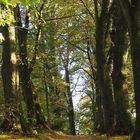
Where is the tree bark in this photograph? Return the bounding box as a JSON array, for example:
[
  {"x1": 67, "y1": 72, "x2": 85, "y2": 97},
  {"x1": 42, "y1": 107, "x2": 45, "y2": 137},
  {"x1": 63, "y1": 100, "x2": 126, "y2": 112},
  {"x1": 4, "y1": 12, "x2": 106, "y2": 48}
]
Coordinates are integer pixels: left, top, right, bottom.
[
  {"x1": 111, "y1": 1, "x2": 133, "y2": 135},
  {"x1": 65, "y1": 66, "x2": 76, "y2": 135},
  {"x1": 118, "y1": 0, "x2": 140, "y2": 139},
  {"x1": 86, "y1": 44, "x2": 104, "y2": 133},
  {"x1": 94, "y1": 1, "x2": 115, "y2": 134},
  {"x1": 130, "y1": 1, "x2": 140, "y2": 139},
  {"x1": 94, "y1": 79, "x2": 104, "y2": 133},
  {"x1": 0, "y1": 24, "x2": 19, "y2": 131},
  {"x1": 14, "y1": 6, "x2": 46, "y2": 128},
  {"x1": 1, "y1": 25, "x2": 13, "y2": 100},
  {"x1": 15, "y1": 8, "x2": 35, "y2": 124}
]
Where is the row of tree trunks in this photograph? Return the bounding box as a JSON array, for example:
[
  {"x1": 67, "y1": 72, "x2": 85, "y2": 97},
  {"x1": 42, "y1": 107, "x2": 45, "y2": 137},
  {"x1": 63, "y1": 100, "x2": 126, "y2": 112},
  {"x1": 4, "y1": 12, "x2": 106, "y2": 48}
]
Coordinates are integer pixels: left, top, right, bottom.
[{"x1": 93, "y1": 0, "x2": 133, "y2": 135}]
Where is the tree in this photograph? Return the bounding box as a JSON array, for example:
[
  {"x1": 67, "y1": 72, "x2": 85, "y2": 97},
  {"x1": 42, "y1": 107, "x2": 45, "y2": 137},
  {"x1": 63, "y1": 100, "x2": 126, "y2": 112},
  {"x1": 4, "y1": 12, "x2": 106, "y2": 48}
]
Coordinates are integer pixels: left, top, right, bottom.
[
  {"x1": 111, "y1": 1, "x2": 133, "y2": 134},
  {"x1": 118, "y1": 0, "x2": 140, "y2": 139},
  {"x1": 93, "y1": 0, "x2": 115, "y2": 134},
  {"x1": 0, "y1": 2, "x2": 20, "y2": 131},
  {"x1": 64, "y1": 47, "x2": 76, "y2": 135},
  {"x1": 14, "y1": 3, "x2": 46, "y2": 130},
  {"x1": 40, "y1": 1, "x2": 66, "y2": 130}
]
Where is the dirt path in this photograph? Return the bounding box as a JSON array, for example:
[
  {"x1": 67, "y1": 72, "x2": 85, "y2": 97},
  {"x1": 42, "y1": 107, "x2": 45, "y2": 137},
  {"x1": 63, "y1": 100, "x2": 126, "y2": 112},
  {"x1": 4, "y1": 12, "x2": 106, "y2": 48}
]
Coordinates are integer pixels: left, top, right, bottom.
[
  {"x1": 51, "y1": 135, "x2": 106, "y2": 140},
  {"x1": 38, "y1": 134, "x2": 104, "y2": 140},
  {"x1": 0, "y1": 133, "x2": 130, "y2": 140},
  {"x1": 38, "y1": 133, "x2": 130, "y2": 140},
  {"x1": 0, "y1": 133, "x2": 38, "y2": 140}
]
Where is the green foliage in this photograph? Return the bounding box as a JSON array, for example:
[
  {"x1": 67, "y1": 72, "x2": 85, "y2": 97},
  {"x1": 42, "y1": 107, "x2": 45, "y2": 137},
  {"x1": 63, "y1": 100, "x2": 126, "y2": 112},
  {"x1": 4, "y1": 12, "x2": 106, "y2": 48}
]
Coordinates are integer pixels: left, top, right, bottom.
[
  {"x1": 0, "y1": 0, "x2": 37, "y2": 6},
  {"x1": 0, "y1": 6, "x2": 15, "y2": 26}
]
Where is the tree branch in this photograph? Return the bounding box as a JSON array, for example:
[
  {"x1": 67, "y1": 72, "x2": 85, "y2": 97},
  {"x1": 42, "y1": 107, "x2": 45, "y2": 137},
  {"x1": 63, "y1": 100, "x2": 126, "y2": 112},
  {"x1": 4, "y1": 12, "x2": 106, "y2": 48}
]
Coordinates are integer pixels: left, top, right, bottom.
[
  {"x1": 93, "y1": 0, "x2": 99, "y2": 22},
  {"x1": 79, "y1": 0, "x2": 95, "y2": 20},
  {"x1": 29, "y1": 1, "x2": 46, "y2": 70},
  {"x1": 45, "y1": 12, "x2": 86, "y2": 22}
]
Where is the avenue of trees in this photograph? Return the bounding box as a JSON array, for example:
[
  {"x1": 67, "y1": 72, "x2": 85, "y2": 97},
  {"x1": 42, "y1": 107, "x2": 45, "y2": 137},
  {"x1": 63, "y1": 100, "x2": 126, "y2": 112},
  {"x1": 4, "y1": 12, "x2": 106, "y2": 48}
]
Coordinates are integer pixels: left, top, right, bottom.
[{"x1": 0, "y1": 0, "x2": 140, "y2": 140}]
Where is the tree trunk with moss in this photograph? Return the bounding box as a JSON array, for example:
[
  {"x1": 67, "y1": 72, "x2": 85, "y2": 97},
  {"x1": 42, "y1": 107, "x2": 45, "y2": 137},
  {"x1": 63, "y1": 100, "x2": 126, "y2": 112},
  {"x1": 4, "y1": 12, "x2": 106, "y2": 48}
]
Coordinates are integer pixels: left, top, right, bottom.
[
  {"x1": 130, "y1": 1, "x2": 140, "y2": 139},
  {"x1": 94, "y1": 0, "x2": 115, "y2": 134},
  {"x1": 15, "y1": 6, "x2": 46, "y2": 129},
  {"x1": 118, "y1": 0, "x2": 140, "y2": 139},
  {"x1": 0, "y1": 24, "x2": 19, "y2": 131},
  {"x1": 111, "y1": 1, "x2": 133, "y2": 135},
  {"x1": 15, "y1": 8, "x2": 35, "y2": 125},
  {"x1": 94, "y1": 79, "x2": 104, "y2": 133}
]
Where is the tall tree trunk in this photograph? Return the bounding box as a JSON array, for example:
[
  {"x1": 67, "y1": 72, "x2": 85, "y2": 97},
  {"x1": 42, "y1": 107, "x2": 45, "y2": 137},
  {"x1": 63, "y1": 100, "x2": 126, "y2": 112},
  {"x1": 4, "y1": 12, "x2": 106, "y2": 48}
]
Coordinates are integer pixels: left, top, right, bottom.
[
  {"x1": 94, "y1": 79, "x2": 104, "y2": 133},
  {"x1": 111, "y1": 1, "x2": 133, "y2": 135},
  {"x1": 118, "y1": 0, "x2": 140, "y2": 139},
  {"x1": 95, "y1": 1, "x2": 115, "y2": 134},
  {"x1": 1, "y1": 25, "x2": 18, "y2": 104},
  {"x1": 0, "y1": 24, "x2": 19, "y2": 131},
  {"x1": 86, "y1": 45, "x2": 104, "y2": 132},
  {"x1": 65, "y1": 66, "x2": 76, "y2": 135},
  {"x1": 15, "y1": 6, "x2": 46, "y2": 128},
  {"x1": 43, "y1": 61, "x2": 51, "y2": 126},
  {"x1": 130, "y1": 1, "x2": 140, "y2": 139},
  {"x1": 15, "y1": 8, "x2": 35, "y2": 124}
]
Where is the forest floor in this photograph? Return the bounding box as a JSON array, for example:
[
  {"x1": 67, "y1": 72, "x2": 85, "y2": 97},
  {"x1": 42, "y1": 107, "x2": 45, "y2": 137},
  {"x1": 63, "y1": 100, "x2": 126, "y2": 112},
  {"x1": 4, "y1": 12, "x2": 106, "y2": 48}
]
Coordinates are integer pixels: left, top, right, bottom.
[{"x1": 0, "y1": 133, "x2": 130, "y2": 140}]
